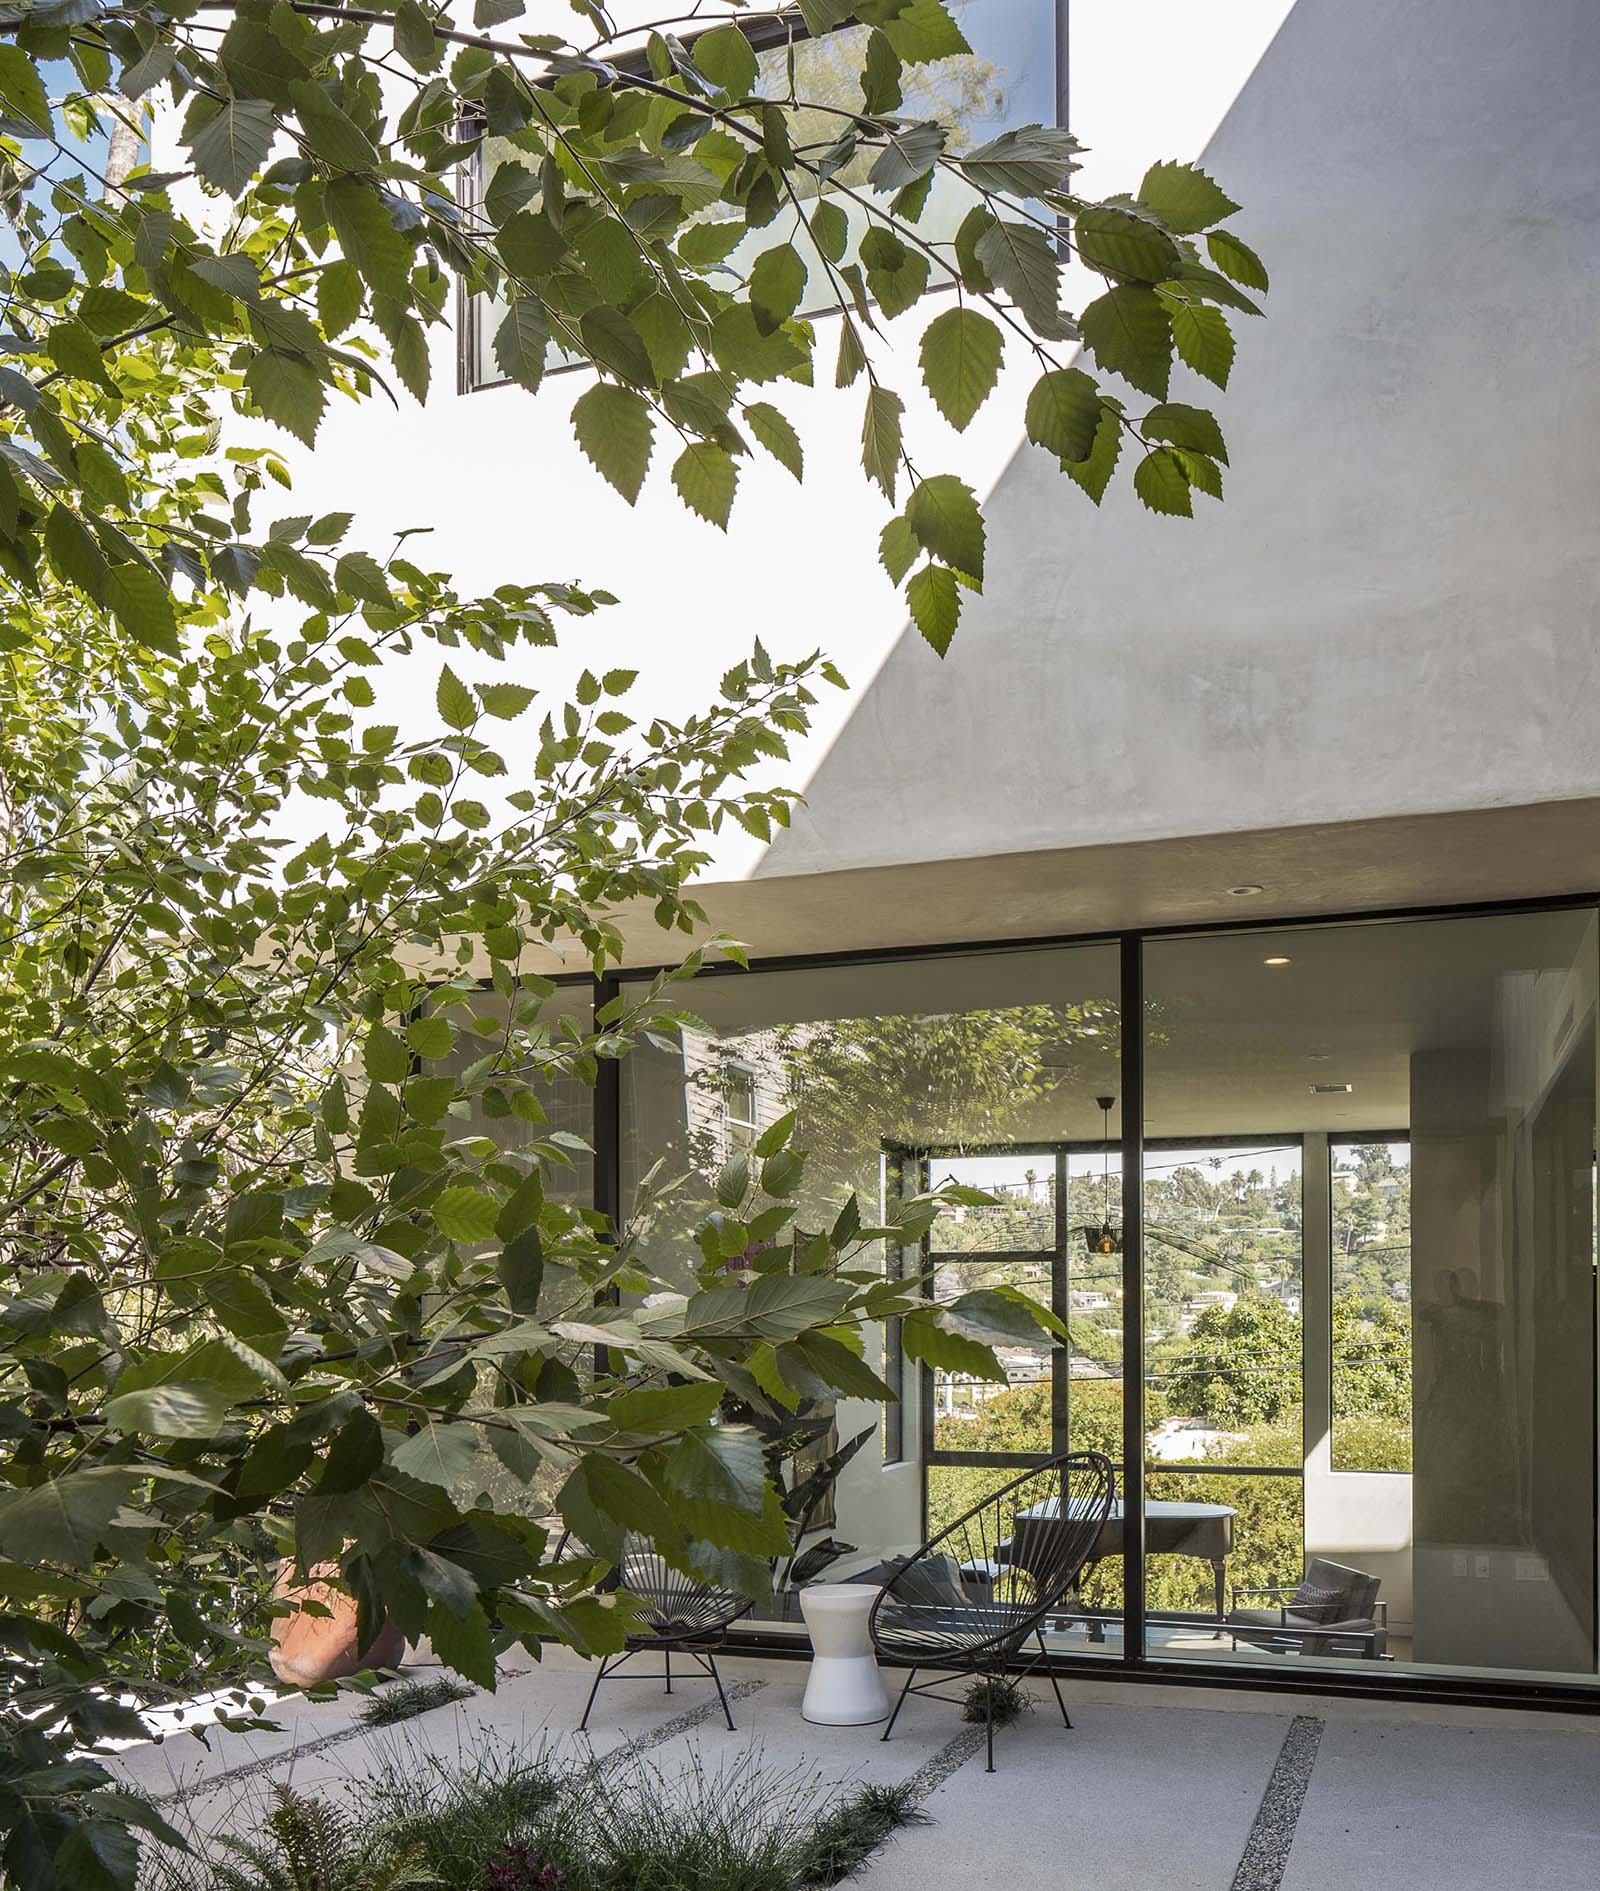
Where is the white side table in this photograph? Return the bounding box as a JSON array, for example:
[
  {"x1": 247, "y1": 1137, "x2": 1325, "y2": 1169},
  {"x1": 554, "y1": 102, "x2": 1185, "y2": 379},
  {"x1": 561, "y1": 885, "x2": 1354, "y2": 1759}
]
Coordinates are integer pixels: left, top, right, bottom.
[{"x1": 798, "y1": 1583, "x2": 890, "y2": 1725}]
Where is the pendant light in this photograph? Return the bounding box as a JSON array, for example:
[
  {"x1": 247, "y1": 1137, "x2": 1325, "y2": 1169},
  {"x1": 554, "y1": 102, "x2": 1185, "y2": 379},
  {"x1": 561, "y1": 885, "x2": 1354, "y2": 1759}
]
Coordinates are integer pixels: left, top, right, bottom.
[{"x1": 1081, "y1": 1094, "x2": 1122, "y2": 1256}]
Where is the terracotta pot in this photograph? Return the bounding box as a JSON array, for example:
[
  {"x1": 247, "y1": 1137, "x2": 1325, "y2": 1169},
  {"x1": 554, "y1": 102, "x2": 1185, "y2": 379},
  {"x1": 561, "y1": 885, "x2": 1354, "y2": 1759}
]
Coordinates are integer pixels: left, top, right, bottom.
[{"x1": 268, "y1": 1560, "x2": 406, "y2": 1687}]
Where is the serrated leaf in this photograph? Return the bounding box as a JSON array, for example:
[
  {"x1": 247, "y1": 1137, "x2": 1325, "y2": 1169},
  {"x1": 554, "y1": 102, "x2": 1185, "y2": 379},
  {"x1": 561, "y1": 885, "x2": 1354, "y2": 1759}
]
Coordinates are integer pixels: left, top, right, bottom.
[
  {"x1": 973, "y1": 218, "x2": 1061, "y2": 333},
  {"x1": 364, "y1": 1021, "x2": 410, "y2": 1083},
  {"x1": 1064, "y1": 399, "x2": 1124, "y2": 502},
  {"x1": 1074, "y1": 206, "x2": 1181, "y2": 283},
  {"x1": 671, "y1": 441, "x2": 738, "y2": 528},
  {"x1": 859, "y1": 226, "x2": 930, "y2": 319},
  {"x1": 186, "y1": 95, "x2": 275, "y2": 196},
  {"x1": 1141, "y1": 402, "x2": 1228, "y2": 465},
  {"x1": 107, "y1": 563, "x2": 180, "y2": 657},
  {"x1": 810, "y1": 198, "x2": 848, "y2": 264},
  {"x1": 879, "y1": 514, "x2": 917, "y2": 584},
  {"x1": 436, "y1": 663, "x2": 476, "y2": 731},
  {"x1": 749, "y1": 243, "x2": 805, "y2": 335},
  {"x1": 745, "y1": 401, "x2": 802, "y2": 480},
  {"x1": 906, "y1": 473, "x2": 983, "y2": 582},
  {"x1": 958, "y1": 124, "x2": 1080, "y2": 196},
  {"x1": 493, "y1": 295, "x2": 550, "y2": 391},
  {"x1": 393, "y1": 1421, "x2": 481, "y2": 1489},
  {"x1": 1078, "y1": 285, "x2": 1171, "y2": 399},
  {"x1": 579, "y1": 306, "x2": 655, "y2": 387},
  {"x1": 918, "y1": 306, "x2": 1002, "y2": 431},
  {"x1": 478, "y1": 680, "x2": 536, "y2": 719},
  {"x1": 1137, "y1": 160, "x2": 1241, "y2": 235},
  {"x1": 1207, "y1": 228, "x2": 1269, "y2": 292},
  {"x1": 105, "y1": 1381, "x2": 229, "y2": 1440},
  {"x1": 317, "y1": 259, "x2": 364, "y2": 337},
  {"x1": 868, "y1": 122, "x2": 946, "y2": 196},
  {"x1": 244, "y1": 347, "x2": 327, "y2": 447},
  {"x1": 906, "y1": 562, "x2": 960, "y2": 655},
  {"x1": 572, "y1": 383, "x2": 654, "y2": 503},
  {"x1": 406, "y1": 1015, "x2": 454, "y2": 1059},
  {"x1": 1133, "y1": 446, "x2": 1193, "y2": 517},
  {"x1": 0, "y1": 46, "x2": 53, "y2": 137},
  {"x1": 860, "y1": 385, "x2": 904, "y2": 501},
  {"x1": 1165, "y1": 305, "x2": 1232, "y2": 393},
  {"x1": 880, "y1": 0, "x2": 971, "y2": 66},
  {"x1": 433, "y1": 1186, "x2": 500, "y2": 1243},
  {"x1": 1024, "y1": 367, "x2": 1101, "y2": 461},
  {"x1": 694, "y1": 23, "x2": 758, "y2": 96}
]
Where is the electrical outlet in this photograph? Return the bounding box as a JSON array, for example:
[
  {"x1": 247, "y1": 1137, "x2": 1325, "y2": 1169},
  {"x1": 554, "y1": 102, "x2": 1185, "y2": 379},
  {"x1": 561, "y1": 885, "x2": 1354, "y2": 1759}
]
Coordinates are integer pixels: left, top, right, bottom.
[
  {"x1": 1474, "y1": 1553, "x2": 1492, "y2": 1579},
  {"x1": 1452, "y1": 1552, "x2": 1469, "y2": 1578},
  {"x1": 1516, "y1": 1555, "x2": 1549, "y2": 1582}
]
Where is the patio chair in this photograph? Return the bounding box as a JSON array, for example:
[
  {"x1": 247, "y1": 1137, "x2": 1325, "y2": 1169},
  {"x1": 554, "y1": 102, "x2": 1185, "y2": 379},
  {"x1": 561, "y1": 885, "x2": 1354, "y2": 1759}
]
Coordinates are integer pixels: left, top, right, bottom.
[
  {"x1": 576, "y1": 1535, "x2": 753, "y2": 1732},
  {"x1": 1227, "y1": 1556, "x2": 1388, "y2": 1659},
  {"x1": 868, "y1": 1451, "x2": 1115, "y2": 1772}
]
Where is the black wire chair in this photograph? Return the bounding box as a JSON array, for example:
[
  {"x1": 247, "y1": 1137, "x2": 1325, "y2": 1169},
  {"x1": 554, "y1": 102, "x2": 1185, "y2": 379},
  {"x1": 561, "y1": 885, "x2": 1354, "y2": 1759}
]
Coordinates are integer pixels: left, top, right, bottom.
[
  {"x1": 868, "y1": 1450, "x2": 1115, "y2": 1771},
  {"x1": 576, "y1": 1535, "x2": 754, "y2": 1733}
]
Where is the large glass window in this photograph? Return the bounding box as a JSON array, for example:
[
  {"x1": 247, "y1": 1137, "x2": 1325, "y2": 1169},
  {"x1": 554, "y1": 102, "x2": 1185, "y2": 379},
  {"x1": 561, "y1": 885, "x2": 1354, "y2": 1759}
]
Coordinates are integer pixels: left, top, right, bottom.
[
  {"x1": 1145, "y1": 909, "x2": 1598, "y2": 1683},
  {"x1": 619, "y1": 943, "x2": 1119, "y2": 1636}
]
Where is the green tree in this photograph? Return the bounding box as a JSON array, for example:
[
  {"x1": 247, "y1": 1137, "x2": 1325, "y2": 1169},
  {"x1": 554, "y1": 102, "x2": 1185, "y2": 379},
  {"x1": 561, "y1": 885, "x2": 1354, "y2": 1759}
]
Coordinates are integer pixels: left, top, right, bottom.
[{"x1": 1159, "y1": 1294, "x2": 1302, "y2": 1428}]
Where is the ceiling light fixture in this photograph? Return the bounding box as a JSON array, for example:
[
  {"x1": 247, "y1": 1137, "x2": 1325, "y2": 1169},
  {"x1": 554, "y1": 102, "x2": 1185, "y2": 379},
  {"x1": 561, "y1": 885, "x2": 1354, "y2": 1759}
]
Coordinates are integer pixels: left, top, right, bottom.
[
  {"x1": 1079, "y1": 1095, "x2": 1122, "y2": 1256},
  {"x1": 1310, "y1": 1082, "x2": 1354, "y2": 1094},
  {"x1": 1228, "y1": 884, "x2": 1264, "y2": 897},
  {"x1": 1263, "y1": 955, "x2": 1292, "y2": 966}
]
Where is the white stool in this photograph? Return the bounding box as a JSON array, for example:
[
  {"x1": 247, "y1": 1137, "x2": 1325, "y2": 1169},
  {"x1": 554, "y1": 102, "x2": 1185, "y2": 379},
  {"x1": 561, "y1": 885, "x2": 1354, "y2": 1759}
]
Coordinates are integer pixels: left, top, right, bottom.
[{"x1": 798, "y1": 1583, "x2": 890, "y2": 1725}]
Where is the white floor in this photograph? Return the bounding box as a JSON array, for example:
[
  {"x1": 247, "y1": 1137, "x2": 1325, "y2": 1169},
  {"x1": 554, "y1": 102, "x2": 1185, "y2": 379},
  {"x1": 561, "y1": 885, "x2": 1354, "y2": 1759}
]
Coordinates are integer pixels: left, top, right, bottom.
[{"x1": 112, "y1": 1646, "x2": 1600, "y2": 1889}]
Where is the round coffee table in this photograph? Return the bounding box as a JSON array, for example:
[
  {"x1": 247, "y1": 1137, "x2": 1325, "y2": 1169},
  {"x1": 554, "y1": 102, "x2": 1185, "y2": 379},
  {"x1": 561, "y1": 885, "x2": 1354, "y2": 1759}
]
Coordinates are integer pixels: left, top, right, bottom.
[{"x1": 798, "y1": 1583, "x2": 890, "y2": 1725}]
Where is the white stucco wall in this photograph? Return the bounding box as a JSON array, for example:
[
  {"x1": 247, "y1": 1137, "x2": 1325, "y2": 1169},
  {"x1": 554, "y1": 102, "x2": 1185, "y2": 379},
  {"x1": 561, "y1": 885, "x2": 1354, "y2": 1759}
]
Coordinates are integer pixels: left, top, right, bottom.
[{"x1": 760, "y1": 0, "x2": 1600, "y2": 878}]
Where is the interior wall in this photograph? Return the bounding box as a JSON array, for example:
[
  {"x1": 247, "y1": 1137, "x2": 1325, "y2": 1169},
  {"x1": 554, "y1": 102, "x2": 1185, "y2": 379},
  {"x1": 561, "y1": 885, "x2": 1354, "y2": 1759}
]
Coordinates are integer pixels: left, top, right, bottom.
[{"x1": 1410, "y1": 967, "x2": 1599, "y2": 1675}]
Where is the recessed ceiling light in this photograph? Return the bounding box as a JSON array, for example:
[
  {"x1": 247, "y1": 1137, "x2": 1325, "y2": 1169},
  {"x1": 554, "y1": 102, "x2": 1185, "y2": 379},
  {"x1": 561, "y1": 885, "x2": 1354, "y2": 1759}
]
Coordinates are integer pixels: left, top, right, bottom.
[
  {"x1": 1310, "y1": 1082, "x2": 1354, "y2": 1094},
  {"x1": 1229, "y1": 884, "x2": 1264, "y2": 897},
  {"x1": 1263, "y1": 955, "x2": 1291, "y2": 966},
  {"x1": 1308, "y1": 1052, "x2": 1332, "y2": 1061}
]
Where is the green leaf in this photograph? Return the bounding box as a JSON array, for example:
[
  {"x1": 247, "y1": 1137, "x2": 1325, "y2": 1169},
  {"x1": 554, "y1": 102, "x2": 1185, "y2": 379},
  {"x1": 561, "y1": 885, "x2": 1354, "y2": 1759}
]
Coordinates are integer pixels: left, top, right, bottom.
[
  {"x1": 107, "y1": 563, "x2": 180, "y2": 657},
  {"x1": 0, "y1": 1469, "x2": 140, "y2": 1569},
  {"x1": 186, "y1": 95, "x2": 275, "y2": 196},
  {"x1": 693, "y1": 23, "x2": 758, "y2": 96},
  {"x1": 1064, "y1": 398, "x2": 1124, "y2": 501},
  {"x1": 906, "y1": 473, "x2": 984, "y2": 581},
  {"x1": 918, "y1": 307, "x2": 1002, "y2": 431},
  {"x1": 433, "y1": 1186, "x2": 500, "y2": 1242},
  {"x1": 1024, "y1": 367, "x2": 1101, "y2": 462},
  {"x1": 1207, "y1": 228, "x2": 1270, "y2": 292},
  {"x1": 364, "y1": 1022, "x2": 410, "y2": 1084},
  {"x1": 572, "y1": 383, "x2": 654, "y2": 503},
  {"x1": 427, "y1": 1597, "x2": 496, "y2": 1686},
  {"x1": 1079, "y1": 285, "x2": 1171, "y2": 399},
  {"x1": 901, "y1": 1308, "x2": 1003, "y2": 1378},
  {"x1": 290, "y1": 80, "x2": 380, "y2": 172},
  {"x1": 497, "y1": 1226, "x2": 543, "y2": 1313},
  {"x1": 393, "y1": 1421, "x2": 481, "y2": 1489},
  {"x1": 859, "y1": 227, "x2": 930, "y2": 319},
  {"x1": 879, "y1": 514, "x2": 918, "y2": 584},
  {"x1": 436, "y1": 663, "x2": 476, "y2": 730},
  {"x1": 492, "y1": 296, "x2": 550, "y2": 391},
  {"x1": 104, "y1": 1381, "x2": 230, "y2": 1440},
  {"x1": 607, "y1": 1382, "x2": 723, "y2": 1433},
  {"x1": 1137, "y1": 160, "x2": 1241, "y2": 235},
  {"x1": 906, "y1": 563, "x2": 960, "y2": 655},
  {"x1": 810, "y1": 199, "x2": 848, "y2": 264},
  {"x1": 244, "y1": 348, "x2": 327, "y2": 447},
  {"x1": 405, "y1": 1015, "x2": 454, "y2": 1059},
  {"x1": 958, "y1": 124, "x2": 1079, "y2": 196},
  {"x1": 671, "y1": 442, "x2": 738, "y2": 528},
  {"x1": 478, "y1": 680, "x2": 536, "y2": 719},
  {"x1": 744, "y1": 401, "x2": 803, "y2": 480},
  {"x1": 1073, "y1": 206, "x2": 1182, "y2": 283},
  {"x1": 868, "y1": 123, "x2": 946, "y2": 196},
  {"x1": 1169, "y1": 302, "x2": 1235, "y2": 389},
  {"x1": 860, "y1": 385, "x2": 904, "y2": 502},
  {"x1": 973, "y1": 219, "x2": 1062, "y2": 334},
  {"x1": 579, "y1": 307, "x2": 655, "y2": 387},
  {"x1": 880, "y1": 0, "x2": 971, "y2": 66},
  {"x1": 862, "y1": 29, "x2": 903, "y2": 114},
  {"x1": 1141, "y1": 402, "x2": 1228, "y2": 465},
  {"x1": 1133, "y1": 446, "x2": 1194, "y2": 517},
  {"x1": 749, "y1": 243, "x2": 806, "y2": 335},
  {"x1": 0, "y1": 46, "x2": 53, "y2": 137}
]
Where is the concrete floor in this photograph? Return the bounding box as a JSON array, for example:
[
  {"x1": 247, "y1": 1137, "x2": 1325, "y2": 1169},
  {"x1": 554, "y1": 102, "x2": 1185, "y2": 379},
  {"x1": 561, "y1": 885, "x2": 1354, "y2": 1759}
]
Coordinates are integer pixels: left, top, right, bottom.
[{"x1": 112, "y1": 1647, "x2": 1600, "y2": 1889}]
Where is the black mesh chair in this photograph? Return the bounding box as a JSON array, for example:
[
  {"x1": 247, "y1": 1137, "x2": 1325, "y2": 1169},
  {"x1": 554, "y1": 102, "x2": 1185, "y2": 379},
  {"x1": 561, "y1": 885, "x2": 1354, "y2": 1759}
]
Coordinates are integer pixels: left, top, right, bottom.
[
  {"x1": 868, "y1": 1451, "x2": 1115, "y2": 1771},
  {"x1": 577, "y1": 1535, "x2": 753, "y2": 1732}
]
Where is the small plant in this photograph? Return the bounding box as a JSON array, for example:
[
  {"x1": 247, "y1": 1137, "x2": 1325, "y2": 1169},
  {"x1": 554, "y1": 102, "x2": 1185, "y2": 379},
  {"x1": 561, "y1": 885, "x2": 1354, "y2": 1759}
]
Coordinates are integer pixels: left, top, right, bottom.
[
  {"x1": 789, "y1": 1782, "x2": 926, "y2": 1887},
  {"x1": 360, "y1": 1676, "x2": 476, "y2": 1728},
  {"x1": 960, "y1": 1675, "x2": 1036, "y2": 1728},
  {"x1": 484, "y1": 1842, "x2": 564, "y2": 1891}
]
